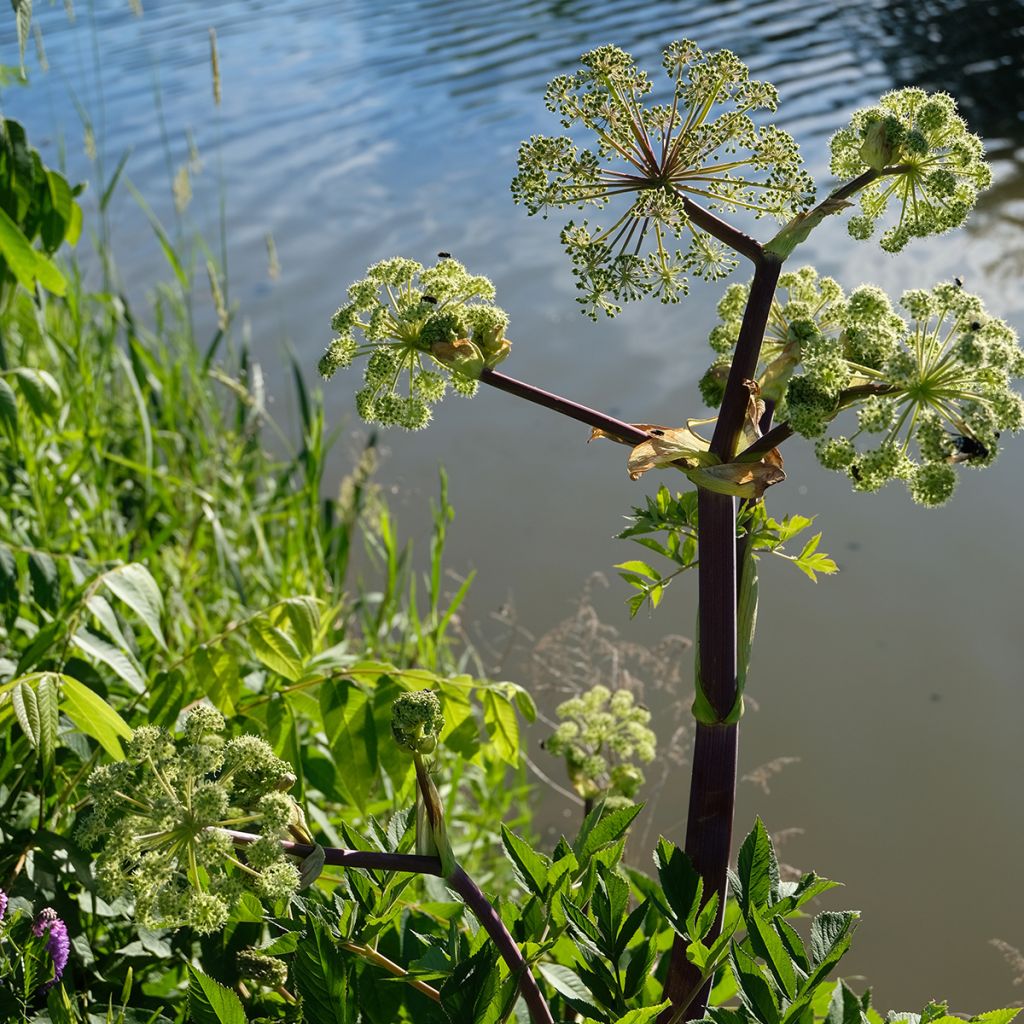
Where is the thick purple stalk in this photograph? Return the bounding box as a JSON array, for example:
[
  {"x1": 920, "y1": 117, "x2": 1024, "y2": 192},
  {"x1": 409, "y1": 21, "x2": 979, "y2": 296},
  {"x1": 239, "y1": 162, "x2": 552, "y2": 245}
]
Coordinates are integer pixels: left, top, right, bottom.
[
  {"x1": 660, "y1": 256, "x2": 782, "y2": 1021},
  {"x1": 224, "y1": 831, "x2": 555, "y2": 1024}
]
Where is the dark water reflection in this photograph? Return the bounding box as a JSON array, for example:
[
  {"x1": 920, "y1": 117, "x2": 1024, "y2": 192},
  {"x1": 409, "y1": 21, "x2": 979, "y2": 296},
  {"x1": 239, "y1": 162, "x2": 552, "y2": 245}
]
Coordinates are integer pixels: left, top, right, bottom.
[{"x1": 4, "y1": 0, "x2": 1024, "y2": 1009}]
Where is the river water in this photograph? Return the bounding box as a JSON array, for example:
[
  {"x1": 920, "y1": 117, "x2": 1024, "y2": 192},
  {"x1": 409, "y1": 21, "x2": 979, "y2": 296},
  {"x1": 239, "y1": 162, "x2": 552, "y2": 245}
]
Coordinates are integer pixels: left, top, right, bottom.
[{"x1": 4, "y1": 0, "x2": 1024, "y2": 1010}]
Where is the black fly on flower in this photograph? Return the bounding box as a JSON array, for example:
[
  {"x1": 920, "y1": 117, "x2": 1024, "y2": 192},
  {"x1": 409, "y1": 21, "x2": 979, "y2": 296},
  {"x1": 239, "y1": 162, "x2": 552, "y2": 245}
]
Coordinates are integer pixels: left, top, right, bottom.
[{"x1": 511, "y1": 41, "x2": 815, "y2": 317}]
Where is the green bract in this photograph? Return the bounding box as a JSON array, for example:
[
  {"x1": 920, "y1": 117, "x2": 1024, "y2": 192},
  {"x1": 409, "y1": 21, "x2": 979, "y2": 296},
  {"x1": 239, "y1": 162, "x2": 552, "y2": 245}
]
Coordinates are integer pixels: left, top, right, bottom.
[
  {"x1": 80, "y1": 708, "x2": 300, "y2": 934},
  {"x1": 830, "y1": 88, "x2": 992, "y2": 252},
  {"x1": 545, "y1": 684, "x2": 656, "y2": 806},
  {"x1": 391, "y1": 689, "x2": 445, "y2": 754},
  {"x1": 704, "y1": 270, "x2": 1024, "y2": 506},
  {"x1": 319, "y1": 255, "x2": 511, "y2": 429},
  {"x1": 512, "y1": 41, "x2": 814, "y2": 318}
]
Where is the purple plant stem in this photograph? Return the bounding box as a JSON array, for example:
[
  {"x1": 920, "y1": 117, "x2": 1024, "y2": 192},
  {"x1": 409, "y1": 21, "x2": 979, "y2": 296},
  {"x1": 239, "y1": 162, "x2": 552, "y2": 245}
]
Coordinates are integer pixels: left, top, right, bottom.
[
  {"x1": 660, "y1": 255, "x2": 782, "y2": 1021},
  {"x1": 479, "y1": 367, "x2": 650, "y2": 446},
  {"x1": 223, "y1": 830, "x2": 555, "y2": 1024}
]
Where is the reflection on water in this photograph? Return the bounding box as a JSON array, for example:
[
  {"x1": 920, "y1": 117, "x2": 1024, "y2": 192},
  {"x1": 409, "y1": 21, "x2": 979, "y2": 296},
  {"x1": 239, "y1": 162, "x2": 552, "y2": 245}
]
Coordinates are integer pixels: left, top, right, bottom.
[{"x1": 5, "y1": 0, "x2": 1024, "y2": 1009}]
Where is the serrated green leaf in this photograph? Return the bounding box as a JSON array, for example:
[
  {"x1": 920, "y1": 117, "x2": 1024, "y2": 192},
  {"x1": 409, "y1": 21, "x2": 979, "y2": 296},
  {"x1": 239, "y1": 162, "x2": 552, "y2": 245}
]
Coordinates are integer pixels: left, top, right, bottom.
[
  {"x1": 575, "y1": 802, "x2": 643, "y2": 862},
  {"x1": 748, "y1": 904, "x2": 797, "y2": 999},
  {"x1": 826, "y1": 981, "x2": 868, "y2": 1024},
  {"x1": 187, "y1": 967, "x2": 247, "y2": 1024},
  {"x1": 810, "y1": 912, "x2": 856, "y2": 967},
  {"x1": 102, "y1": 562, "x2": 166, "y2": 650},
  {"x1": 655, "y1": 836, "x2": 703, "y2": 932},
  {"x1": 320, "y1": 679, "x2": 376, "y2": 812},
  {"x1": 732, "y1": 942, "x2": 781, "y2": 1024},
  {"x1": 970, "y1": 1012, "x2": 1021, "y2": 1024},
  {"x1": 439, "y1": 945, "x2": 500, "y2": 1022},
  {"x1": 737, "y1": 818, "x2": 780, "y2": 915},
  {"x1": 57, "y1": 673, "x2": 131, "y2": 758},
  {"x1": 614, "y1": 560, "x2": 659, "y2": 580},
  {"x1": 293, "y1": 920, "x2": 352, "y2": 1024},
  {"x1": 611, "y1": 1004, "x2": 672, "y2": 1024},
  {"x1": 501, "y1": 824, "x2": 550, "y2": 899},
  {"x1": 537, "y1": 962, "x2": 596, "y2": 1006}
]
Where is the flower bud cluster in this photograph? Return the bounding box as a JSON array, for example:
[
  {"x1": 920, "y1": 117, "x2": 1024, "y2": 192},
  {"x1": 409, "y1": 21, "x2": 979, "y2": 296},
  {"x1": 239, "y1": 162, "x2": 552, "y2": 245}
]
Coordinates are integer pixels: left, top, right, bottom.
[
  {"x1": 391, "y1": 690, "x2": 445, "y2": 755},
  {"x1": 319, "y1": 256, "x2": 511, "y2": 429},
  {"x1": 81, "y1": 706, "x2": 301, "y2": 934},
  {"x1": 512, "y1": 41, "x2": 813, "y2": 318},
  {"x1": 829, "y1": 88, "x2": 991, "y2": 252},
  {"x1": 706, "y1": 272, "x2": 1023, "y2": 506},
  {"x1": 545, "y1": 685, "x2": 656, "y2": 808}
]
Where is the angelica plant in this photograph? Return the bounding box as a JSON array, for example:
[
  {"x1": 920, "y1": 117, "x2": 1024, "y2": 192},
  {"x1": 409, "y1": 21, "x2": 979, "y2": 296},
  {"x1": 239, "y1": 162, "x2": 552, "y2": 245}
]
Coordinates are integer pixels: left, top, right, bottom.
[{"x1": 79, "y1": 706, "x2": 304, "y2": 934}]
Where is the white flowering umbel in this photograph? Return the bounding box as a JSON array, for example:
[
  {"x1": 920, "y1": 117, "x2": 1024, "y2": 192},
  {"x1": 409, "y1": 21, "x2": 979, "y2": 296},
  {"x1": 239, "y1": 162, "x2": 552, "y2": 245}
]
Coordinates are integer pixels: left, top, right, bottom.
[
  {"x1": 512, "y1": 41, "x2": 814, "y2": 318},
  {"x1": 80, "y1": 707, "x2": 301, "y2": 934},
  {"x1": 545, "y1": 685, "x2": 656, "y2": 809},
  {"x1": 703, "y1": 271, "x2": 1024, "y2": 506},
  {"x1": 319, "y1": 256, "x2": 511, "y2": 429},
  {"x1": 830, "y1": 88, "x2": 992, "y2": 252}
]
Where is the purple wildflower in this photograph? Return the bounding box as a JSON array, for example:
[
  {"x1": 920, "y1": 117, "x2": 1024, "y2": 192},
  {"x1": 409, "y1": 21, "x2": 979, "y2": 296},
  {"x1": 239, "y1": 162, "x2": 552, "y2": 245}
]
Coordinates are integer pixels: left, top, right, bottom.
[
  {"x1": 0, "y1": 888, "x2": 7, "y2": 921},
  {"x1": 31, "y1": 908, "x2": 69, "y2": 992}
]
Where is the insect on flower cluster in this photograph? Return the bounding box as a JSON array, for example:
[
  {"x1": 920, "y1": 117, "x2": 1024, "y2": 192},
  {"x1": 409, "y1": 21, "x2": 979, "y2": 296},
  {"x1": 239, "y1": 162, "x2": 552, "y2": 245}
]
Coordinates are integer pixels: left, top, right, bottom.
[
  {"x1": 703, "y1": 268, "x2": 1024, "y2": 506},
  {"x1": 318, "y1": 255, "x2": 511, "y2": 429}
]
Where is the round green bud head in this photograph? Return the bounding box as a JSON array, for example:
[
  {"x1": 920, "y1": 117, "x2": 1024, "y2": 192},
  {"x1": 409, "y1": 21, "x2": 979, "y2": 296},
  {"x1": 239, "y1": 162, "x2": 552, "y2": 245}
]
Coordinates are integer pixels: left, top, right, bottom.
[
  {"x1": 391, "y1": 690, "x2": 444, "y2": 754},
  {"x1": 238, "y1": 948, "x2": 288, "y2": 989},
  {"x1": 909, "y1": 462, "x2": 957, "y2": 507},
  {"x1": 815, "y1": 435, "x2": 857, "y2": 470}
]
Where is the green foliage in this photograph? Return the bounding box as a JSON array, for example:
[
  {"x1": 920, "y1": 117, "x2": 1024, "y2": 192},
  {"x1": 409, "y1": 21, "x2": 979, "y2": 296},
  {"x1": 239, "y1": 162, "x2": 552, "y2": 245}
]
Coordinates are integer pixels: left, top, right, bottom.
[{"x1": 0, "y1": 117, "x2": 83, "y2": 301}]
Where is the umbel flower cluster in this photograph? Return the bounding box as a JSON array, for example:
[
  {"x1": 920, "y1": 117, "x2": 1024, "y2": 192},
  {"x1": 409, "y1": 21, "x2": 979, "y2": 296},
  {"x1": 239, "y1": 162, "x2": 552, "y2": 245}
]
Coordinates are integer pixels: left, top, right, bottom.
[
  {"x1": 318, "y1": 255, "x2": 511, "y2": 430},
  {"x1": 830, "y1": 87, "x2": 991, "y2": 252},
  {"x1": 512, "y1": 41, "x2": 814, "y2": 317},
  {"x1": 80, "y1": 707, "x2": 302, "y2": 934},
  {"x1": 545, "y1": 685, "x2": 657, "y2": 807},
  {"x1": 703, "y1": 268, "x2": 1024, "y2": 506}
]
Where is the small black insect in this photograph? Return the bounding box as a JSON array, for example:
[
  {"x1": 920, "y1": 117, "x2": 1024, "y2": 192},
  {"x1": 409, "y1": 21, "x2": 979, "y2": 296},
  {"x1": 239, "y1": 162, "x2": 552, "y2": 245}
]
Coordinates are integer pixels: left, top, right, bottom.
[
  {"x1": 948, "y1": 433, "x2": 989, "y2": 463},
  {"x1": 650, "y1": 428, "x2": 665, "y2": 436},
  {"x1": 437, "y1": 251, "x2": 452, "y2": 259},
  {"x1": 954, "y1": 276, "x2": 964, "y2": 288},
  {"x1": 422, "y1": 295, "x2": 438, "y2": 305}
]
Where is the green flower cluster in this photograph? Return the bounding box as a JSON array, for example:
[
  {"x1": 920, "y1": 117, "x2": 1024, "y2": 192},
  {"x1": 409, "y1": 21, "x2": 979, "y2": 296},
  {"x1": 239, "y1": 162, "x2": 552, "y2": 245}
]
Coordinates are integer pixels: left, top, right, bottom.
[
  {"x1": 704, "y1": 270, "x2": 1024, "y2": 506},
  {"x1": 830, "y1": 88, "x2": 991, "y2": 252},
  {"x1": 318, "y1": 256, "x2": 511, "y2": 429},
  {"x1": 511, "y1": 41, "x2": 814, "y2": 318},
  {"x1": 80, "y1": 706, "x2": 301, "y2": 934},
  {"x1": 545, "y1": 685, "x2": 656, "y2": 808},
  {"x1": 391, "y1": 690, "x2": 445, "y2": 755}
]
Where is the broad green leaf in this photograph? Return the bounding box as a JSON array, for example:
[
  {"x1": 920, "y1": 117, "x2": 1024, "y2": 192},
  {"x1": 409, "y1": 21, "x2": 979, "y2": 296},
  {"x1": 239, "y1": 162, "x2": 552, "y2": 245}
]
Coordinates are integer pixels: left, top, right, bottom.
[
  {"x1": 320, "y1": 679, "x2": 376, "y2": 811},
  {"x1": 575, "y1": 802, "x2": 643, "y2": 862},
  {"x1": 826, "y1": 981, "x2": 868, "y2": 1024},
  {"x1": 748, "y1": 904, "x2": 797, "y2": 999},
  {"x1": 764, "y1": 872, "x2": 839, "y2": 920},
  {"x1": 482, "y1": 688, "x2": 519, "y2": 765},
  {"x1": 293, "y1": 920, "x2": 352, "y2": 1024},
  {"x1": 0, "y1": 206, "x2": 66, "y2": 294},
  {"x1": 439, "y1": 945, "x2": 500, "y2": 1023},
  {"x1": 501, "y1": 824, "x2": 550, "y2": 899},
  {"x1": 970, "y1": 1012, "x2": 1021, "y2": 1024},
  {"x1": 737, "y1": 818, "x2": 780, "y2": 915},
  {"x1": 250, "y1": 619, "x2": 304, "y2": 682},
  {"x1": 537, "y1": 962, "x2": 595, "y2": 1006},
  {"x1": 59, "y1": 674, "x2": 131, "y2": 758},
  {"x1": 775, "y1": 916, "x2": 810, "y2": 973},
  {"x1": 102, "y1": 563, "x2": 166, "y2": 650},
  {"x1": 187, "y1": 966, "x2": 247, "y2": 1024},
  {"x1": 810, "y1": 912, "x2": 856, "y2": 967},
  {"x1": 731, "y1": 942, "x2": 781, "y2": 1024},
  {"x1": 14, "y1": 367, "x2": 62, "y2": 417},
  {"x1": 655, "y1": 836, "x2": 702, "y2": 932},
  {"x1": 194, "y1": 645, "x2": 239, "y2": 717},
  {"x1": 614, "y1": 560, "x2": 659, "y2": 580},
  {"x1": 72, "y1": 629, "x2": 146, "y2": 693}
]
